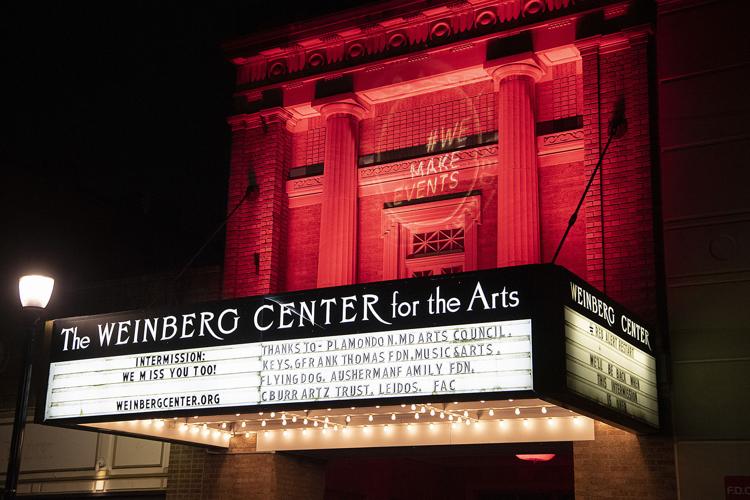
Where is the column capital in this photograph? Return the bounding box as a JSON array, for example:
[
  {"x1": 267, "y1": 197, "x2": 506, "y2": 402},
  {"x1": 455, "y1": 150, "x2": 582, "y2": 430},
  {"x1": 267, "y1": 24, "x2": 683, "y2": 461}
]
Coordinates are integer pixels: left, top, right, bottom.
[
  {"x1": 484, "y1": 53, "x2": 546, "y2": 89},
  {"x1": 313, "y1": 93, "x2": 369, "y2": 120}
]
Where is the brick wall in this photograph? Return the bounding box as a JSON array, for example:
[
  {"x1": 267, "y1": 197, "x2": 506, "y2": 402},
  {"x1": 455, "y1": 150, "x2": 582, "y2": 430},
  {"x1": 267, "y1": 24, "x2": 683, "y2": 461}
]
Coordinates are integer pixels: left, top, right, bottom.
[
  {"x1": 358, "y1": 192, "x2": 385, "y2": 284},
  {"x1": 223, "y1": 112, "x2": 291, "y2": 298},
  {"x1": 539, "y1": 160, "x2": 588, "y2": 278},
  {"x1": 284, "y1": 203, "x2": 321, "y2": 291},
  {"x1": 580, "y1": 35, "x2": 657, "y2": 322},
  {"x1": 537, "y1": 61, "x2": 584, "y2": 122},
  {"x1": 166, "y1": 438, "x2": 325, "y2": 500},
  {"x1": 291, "y1": 116, "x2": 326, "y2": 168},
  {"x1": 166, "y1": 444, "x2": 207, "y2": 499},
  {"x1": 360, "y1": 81, "x2": 495, "y2": 156},
  {"x1": 574, "y1": 421, "x2": 677, "y2": 499}
]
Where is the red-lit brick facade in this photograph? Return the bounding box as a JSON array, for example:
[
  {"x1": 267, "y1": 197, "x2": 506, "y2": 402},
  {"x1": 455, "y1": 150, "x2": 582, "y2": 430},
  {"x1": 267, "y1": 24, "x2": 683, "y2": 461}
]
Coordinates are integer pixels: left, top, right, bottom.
[
  {"x1": 196, "y1": 1, "x2": 677, "y2": 498},
  {"x1": 222, "y1": 2, "x2": 657, "y2": 322}
]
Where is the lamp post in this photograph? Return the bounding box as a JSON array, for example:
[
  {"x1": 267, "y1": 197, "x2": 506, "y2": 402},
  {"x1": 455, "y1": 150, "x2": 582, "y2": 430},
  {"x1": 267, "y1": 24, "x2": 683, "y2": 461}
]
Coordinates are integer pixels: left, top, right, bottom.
[{"x1": 4, "y1": 275, "x2": 54, "y2": 499}]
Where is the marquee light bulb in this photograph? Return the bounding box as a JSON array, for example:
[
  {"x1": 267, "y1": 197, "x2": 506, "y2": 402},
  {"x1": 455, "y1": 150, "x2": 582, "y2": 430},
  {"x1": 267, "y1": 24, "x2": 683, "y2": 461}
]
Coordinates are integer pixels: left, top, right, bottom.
[
  {"x1": 488, "y1": 409, "x2": 495, "y2": 416},
  {"x1": 303, "y1": 418, "x2": 308, "y2": 425},
  {"x1": 221, "y1": 422, "x2": 227, "y2": 429},
  {"x1": 368, "y1": 415, "x2": 374, "y2": 422},
  {"x1": 414, "y1": 413, "x2": 420, "y2": 420},
  {"x1": 410, "y1": 404, "x2": 416, "y2": 411},
  {"x1": 270, "y1": 412, "x2": 275, "y2": 418},
  {"x1": 541, "y1": 406, "x2": 548, "y2": 414},
  {"x1": 345, "y1": 415, "x2": 351, "y2": 423},
  {"x1": 430, "y1": 409, "x2": 435, "y2": 416},
  {"x1": 202, "y1": 424, "x2": 207, "y2": 430},
  {"x1": 324, "y1": 416, "x2": 330, "y2": 424},
  {"x1": 463, "y1": 410, "x2": 469, "y2": 418},
  {"x1": 245, "y1": 432, "x2": 250, "y2": 438},
  {"x1": 515, "y1": 408, "x2": 521, "y2": 416},
  {"x1": 261, "y1": 420, "x2": 266, "y2": 427},
  {"x1": 401, "y1": 404, "x2": 406, "y2": 408},
  {"x1": 241, "y1": 421, "x2": 247, "y2": 428},
  {"x1": 391, "y1": 413, "x2": 396, "y2": 421},
  {"x1": 420, "y1": 406, "x2": 426, "y2": 413},
  {"x1": 440, "y1": 412, "x2": 445, "y2": 419},
  {"x1": 457, "y1": 417, "x2": 463, "y2": 424},
  {"x1": 448, "y1": 415, "x2": 454, "y2": 421},
  {"x1": 292, "y1": 416, "x2": 297, "y2": 423},
  {"x1": 465, "y1": 418, "x2": 471, "y2": 426},
  {"x1": 314, "y1": 421, "x2": 319, "y2": 427},
  {"x1": 282, "y1": 420, "x2": 287, "y2": 426}
]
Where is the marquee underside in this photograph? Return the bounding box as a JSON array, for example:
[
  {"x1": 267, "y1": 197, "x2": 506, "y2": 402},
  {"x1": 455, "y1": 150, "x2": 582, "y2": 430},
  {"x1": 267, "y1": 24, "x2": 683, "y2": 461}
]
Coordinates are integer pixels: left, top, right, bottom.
[{"x1": 81, "y1": 398, "x2": 594, "y2": 450}]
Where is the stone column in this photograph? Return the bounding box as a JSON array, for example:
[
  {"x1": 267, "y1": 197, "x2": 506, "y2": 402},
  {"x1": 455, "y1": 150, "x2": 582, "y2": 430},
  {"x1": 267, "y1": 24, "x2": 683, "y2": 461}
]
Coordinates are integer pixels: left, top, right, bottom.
[
  {"x1": 316, "y1": 98, "x2": 367, "y2": 288},
  {"x1": 488, "y1": 59, "x2": 545, "y2": 267}
]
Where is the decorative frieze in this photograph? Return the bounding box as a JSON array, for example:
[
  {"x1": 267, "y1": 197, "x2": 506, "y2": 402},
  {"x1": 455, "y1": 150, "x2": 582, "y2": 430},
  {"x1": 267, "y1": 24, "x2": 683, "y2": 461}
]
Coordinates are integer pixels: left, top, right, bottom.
[{"x1": 230, "y1": 0, "x2": 578, "y2": 87}]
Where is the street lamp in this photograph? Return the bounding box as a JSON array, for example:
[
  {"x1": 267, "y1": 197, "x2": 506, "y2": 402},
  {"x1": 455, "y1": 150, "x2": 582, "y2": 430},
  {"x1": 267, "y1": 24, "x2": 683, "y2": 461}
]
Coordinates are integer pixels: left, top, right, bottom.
[{"x1": 4, "y1": 275, "x2": 54, "y2": 499}]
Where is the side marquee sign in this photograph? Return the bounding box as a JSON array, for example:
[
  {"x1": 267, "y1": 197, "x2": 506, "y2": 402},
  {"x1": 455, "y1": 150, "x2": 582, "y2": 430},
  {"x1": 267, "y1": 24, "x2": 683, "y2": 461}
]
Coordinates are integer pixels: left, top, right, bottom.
[{"x1": 38, "y1": 265, "x2": 659, "y2": 433}]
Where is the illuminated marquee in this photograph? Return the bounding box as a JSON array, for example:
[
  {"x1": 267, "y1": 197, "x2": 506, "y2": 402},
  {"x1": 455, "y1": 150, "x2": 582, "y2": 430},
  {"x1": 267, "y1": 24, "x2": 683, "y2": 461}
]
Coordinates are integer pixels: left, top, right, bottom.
[{"x1": 38, "y1": 265, "x2": 659, "y2": 433}]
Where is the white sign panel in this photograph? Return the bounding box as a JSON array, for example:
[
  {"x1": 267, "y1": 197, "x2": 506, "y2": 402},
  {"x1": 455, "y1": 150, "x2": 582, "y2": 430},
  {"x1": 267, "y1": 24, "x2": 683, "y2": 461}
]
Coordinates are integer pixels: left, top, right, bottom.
[
  {"x1": 45, "y1": 319, "x2": 532, "y2": 420},
  {"x1": 564, "y1": 307, "x2": 658, "y2": 427}
]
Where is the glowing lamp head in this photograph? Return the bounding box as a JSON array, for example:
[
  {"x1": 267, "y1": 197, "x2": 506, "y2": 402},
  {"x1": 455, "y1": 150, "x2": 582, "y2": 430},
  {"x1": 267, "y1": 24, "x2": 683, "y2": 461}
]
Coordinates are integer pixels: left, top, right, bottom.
[
  {"x1": 19, "y1": 275, "x2": 54, "y2": 309},
  {"x1": 515, "y1": 454, "x2": 556, "y2": 463}
]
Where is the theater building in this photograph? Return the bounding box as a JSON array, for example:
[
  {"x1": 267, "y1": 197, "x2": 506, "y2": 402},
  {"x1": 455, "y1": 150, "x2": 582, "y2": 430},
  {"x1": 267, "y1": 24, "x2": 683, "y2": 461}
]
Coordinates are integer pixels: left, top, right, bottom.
[
  {"x1": 214, "y1": 0, "x2": 672, "y2": 496},
  {"x1": 3, "y1": 0, "x2": 749, "y2": 499}
]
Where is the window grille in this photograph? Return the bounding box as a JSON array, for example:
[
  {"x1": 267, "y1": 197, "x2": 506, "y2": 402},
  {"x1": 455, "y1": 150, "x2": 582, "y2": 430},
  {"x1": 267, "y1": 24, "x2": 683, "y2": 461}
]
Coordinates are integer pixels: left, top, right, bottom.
[{"x1": 411, "y1": 228, "x2": 464, "y2": 257}]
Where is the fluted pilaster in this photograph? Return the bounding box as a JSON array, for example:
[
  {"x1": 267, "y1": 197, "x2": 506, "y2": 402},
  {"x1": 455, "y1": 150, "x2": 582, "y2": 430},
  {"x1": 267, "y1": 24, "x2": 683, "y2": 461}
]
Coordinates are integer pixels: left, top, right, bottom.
[
  {"x1": 489, "y1": 60, "x2": 545, "y2": 267},
  {"x1": 316, "y1": 100, "x2": 367, "y2": 287}
]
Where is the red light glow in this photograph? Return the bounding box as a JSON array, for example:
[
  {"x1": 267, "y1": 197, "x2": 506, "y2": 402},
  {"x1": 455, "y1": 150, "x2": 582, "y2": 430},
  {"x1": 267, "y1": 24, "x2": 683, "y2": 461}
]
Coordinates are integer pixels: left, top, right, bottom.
[{"x1": 515, "y1": 454, "x2": 556, "y2": 463}]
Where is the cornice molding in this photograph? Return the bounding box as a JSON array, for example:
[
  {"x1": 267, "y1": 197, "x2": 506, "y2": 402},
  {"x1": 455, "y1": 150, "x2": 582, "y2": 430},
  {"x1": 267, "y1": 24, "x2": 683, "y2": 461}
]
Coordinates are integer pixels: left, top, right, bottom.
[
  {"x1": 229, "y1": 0, "x2": 596, "y2": 89},
  {"x1": 227, "y1": 107, "x2": 296, "y2": 131}
]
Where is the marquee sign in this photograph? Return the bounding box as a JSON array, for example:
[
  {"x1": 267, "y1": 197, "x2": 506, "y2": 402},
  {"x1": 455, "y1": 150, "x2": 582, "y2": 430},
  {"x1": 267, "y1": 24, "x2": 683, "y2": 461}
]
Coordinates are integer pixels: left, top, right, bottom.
[{"x1": 37, "y1": 265, "x2": 659, "y2": 433}]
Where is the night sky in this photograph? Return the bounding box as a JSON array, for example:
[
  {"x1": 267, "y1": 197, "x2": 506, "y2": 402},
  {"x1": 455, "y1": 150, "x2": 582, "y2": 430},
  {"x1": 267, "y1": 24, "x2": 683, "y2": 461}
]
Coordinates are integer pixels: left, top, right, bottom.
[
  {"x1": 0, "y1": 1, "x2": 377, "y2": 361},
  {"x1": 0, "y1": 4, "x2": 380, "y2": 297}
]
